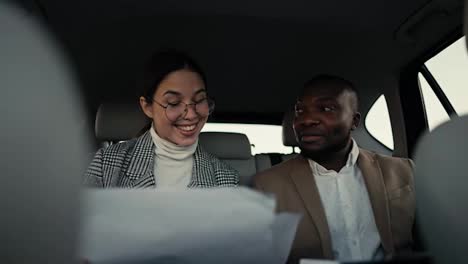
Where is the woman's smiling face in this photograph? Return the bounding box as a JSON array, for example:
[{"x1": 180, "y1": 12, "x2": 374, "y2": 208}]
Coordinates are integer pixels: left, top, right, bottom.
[{"x1": 140, "y1": 69, "x2": 208, "y2": 146}]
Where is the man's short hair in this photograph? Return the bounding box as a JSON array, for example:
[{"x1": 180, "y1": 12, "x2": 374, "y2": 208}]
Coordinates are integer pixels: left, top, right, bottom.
[{"x1": 301, "y1": 74, "x2": 359, "y2": 110}]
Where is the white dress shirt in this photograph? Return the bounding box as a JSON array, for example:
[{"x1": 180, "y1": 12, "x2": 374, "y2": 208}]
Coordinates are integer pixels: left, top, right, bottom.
[
  {"x1": 308, "y1": 139, "x2": 383, "y2": 261},
  {"x1": 150, "y1": 126, "x2": 197, "y2": 188}
]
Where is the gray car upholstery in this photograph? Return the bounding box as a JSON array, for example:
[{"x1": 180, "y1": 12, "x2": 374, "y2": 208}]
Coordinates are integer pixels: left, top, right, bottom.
[
  {"x1": 1, "y1": 3, "x2": 89, "y2": 262},
  {"x1": 254, "y1": 110, "x2": 298, "y2": 172},
  {"x1": 199, "y1": 132, "x2": 256, "y2": 186},
  {"x1": 413, "y1": 115, "x2": 468, "y2": 264},
  {"x1": 95, "y1": 102, "x2": 149, "y2": 144}
]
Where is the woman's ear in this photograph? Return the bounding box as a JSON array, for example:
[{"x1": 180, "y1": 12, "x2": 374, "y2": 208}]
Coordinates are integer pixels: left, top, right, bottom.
[{"x1": 139, "y1": 96, "x2": 154, "y2": 119}]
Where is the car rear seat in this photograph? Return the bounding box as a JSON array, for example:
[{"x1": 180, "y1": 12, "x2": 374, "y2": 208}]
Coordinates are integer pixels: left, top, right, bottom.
[
  {"x1": 94, "y1": 102, "x2": 257, "y2": 186},
  {"x1": 280, "y1": 108, "x2": 299, "y2": 161},
  {"x1": 199, "y1": 132, "x2": 256, "y2": 186},
  {"x1": 253, "y1": 105, "x2": 399, "y2": 173},
  {"x1": 255, "y1": 109, "x2": 298, "y2": 172},
  {"x1": 94, "y1": 102, "x2": 150, "y2": 148}
]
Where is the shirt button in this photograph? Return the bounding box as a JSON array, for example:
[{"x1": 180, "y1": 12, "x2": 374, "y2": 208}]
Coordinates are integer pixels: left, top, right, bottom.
[{"x1": 352, "y1": 240, "x2": 358, "y2": 246}]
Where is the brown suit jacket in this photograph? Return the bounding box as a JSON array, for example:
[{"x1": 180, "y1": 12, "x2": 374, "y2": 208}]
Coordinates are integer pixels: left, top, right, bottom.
[{"x1": 253, "y1": 149, "x2": 415, "y2": 263}]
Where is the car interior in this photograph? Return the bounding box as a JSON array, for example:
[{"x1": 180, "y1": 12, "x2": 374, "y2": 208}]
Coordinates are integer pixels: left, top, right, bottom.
[
  {"x1": 17, "y1": 0, "x2": 463, "y2": 177},
  {"x1": 7, "y1": 0, "x2": 468, "y2": 263}
]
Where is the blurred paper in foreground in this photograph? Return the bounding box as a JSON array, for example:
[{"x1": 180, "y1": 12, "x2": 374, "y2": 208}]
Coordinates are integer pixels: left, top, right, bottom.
[
  {"x1": 79, "y1": 187, "x2": 300, "y2": 264},
  {"x1": 299, "y1": 259, "x2": 339, "y2": 264}
]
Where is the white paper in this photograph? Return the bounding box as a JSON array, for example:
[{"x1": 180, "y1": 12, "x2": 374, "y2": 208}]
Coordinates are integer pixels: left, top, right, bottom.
[{"x1": 79, "y1": 187, "x2": 300, "y2": 264}]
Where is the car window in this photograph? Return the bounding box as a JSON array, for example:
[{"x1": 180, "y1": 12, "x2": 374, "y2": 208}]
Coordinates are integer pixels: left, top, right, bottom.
[
  {"x1": 425, "y1": 37, "x2": 468, "y2": 114},
  {"x1": 418, "y1": 73, "x2": 450, "y2": 130},
  {"x1": 419, "y1": 36, "x2": 468, "y2": 130},
  {"x1": 202, "y1": 123, "x2": 293, "y2": 154},
  {"x1": 365, "y1": 95, "x2": 394, "y2": 150}
]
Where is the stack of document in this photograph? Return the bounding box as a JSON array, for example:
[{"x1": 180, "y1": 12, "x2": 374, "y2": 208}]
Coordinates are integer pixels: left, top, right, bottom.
[{"x1": 79, "y1": 187, "x2": 300, "y2": 264}]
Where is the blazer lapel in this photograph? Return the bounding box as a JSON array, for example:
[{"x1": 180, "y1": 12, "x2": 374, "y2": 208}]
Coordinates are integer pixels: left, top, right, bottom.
[
  {"x1": 123, "y1": 131, "x2": 156, "y2": 188},
  {"x1": 358, "y1": 149, "x2": 394, "y2": 255},
  {"x1": 289, "y1": 156, "x2": 334, "y2": 258},
  {"x1": 188, "y1": 145, "x2": 216, "y2": 187}
]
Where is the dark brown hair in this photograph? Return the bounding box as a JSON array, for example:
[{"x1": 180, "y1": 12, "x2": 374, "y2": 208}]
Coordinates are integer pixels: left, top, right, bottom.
[{"x1": 141, "y1": 49, "x2": 207, "y2": 103}]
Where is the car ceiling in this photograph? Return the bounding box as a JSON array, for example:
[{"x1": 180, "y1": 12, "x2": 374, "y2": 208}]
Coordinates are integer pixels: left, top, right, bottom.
[{"x1": 20, "y1": 0, "x2": 463, "y2": 124}]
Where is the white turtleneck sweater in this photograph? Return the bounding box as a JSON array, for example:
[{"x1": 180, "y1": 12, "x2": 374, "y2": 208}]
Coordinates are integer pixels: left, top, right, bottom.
[{"x1": 149, "y1": 126, "x2": 197, "y2": 188}]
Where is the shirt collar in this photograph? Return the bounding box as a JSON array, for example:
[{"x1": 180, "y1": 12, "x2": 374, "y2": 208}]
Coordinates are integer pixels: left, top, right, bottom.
[
  {"x1": 308, "y1": 139, "x2": 360, "y2": 176},
  {"x1": 348, "y1": 138, "x2": 360, "y2": 167}
]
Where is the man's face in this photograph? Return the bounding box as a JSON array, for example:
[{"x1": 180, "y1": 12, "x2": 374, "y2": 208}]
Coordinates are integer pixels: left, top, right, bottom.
[{"x1": 293, "y1": 84, "x2": 360, "y2": 158}]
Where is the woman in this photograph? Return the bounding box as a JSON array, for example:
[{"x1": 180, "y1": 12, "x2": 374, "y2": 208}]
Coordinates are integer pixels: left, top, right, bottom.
[{"x1": 84, "y1": 50, "x2": 239, "y2": 188}]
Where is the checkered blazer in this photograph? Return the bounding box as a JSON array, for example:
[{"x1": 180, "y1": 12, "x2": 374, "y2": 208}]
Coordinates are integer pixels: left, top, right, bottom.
[{"x1": 84, "y1": 131, "x2": 239, "y2": 188}]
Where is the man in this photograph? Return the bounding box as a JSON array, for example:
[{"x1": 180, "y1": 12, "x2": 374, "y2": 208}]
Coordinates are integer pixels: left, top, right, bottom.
[{"x1": 254, "y1": 75, "x2": 415, "y2": 263}]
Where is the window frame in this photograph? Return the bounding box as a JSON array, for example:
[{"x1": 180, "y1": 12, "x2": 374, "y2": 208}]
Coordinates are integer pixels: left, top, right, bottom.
[
  {"x1": 420, "y1": 58, "x2": 457, "y2": 118},
  {"x1": 400, "y1": 28, "x2": 462, "y2": 157}
]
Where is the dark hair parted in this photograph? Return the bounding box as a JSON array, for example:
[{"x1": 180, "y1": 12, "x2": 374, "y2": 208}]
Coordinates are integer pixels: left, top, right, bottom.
[
  {"x1": 142, "y1": 50, "x2": 207, "y2": 103},
  {"x1": 301, "y1": 74, "x2": 359, "y2": 111}
]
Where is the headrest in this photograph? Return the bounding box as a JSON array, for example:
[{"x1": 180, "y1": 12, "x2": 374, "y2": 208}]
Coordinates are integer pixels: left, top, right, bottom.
[
  {"x1": 95, "y1": 102, "x2": 150, "y2": 142},
  {"x1": 282, "y1": 109, "x2": 299, "y2": 146},
  {"x1": 413, "y1": 115, "x2": 468, "y2": 264},
  {"x1": 1, "y1": 3, "x2": 88, "y2": 262},
  {"x1": 199, "y1": 132, "x2": 252, "y2": 159}
]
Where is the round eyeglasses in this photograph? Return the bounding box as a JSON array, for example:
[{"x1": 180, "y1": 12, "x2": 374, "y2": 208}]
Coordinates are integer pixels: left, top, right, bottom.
[{"x1": 153, "y1": 98, "x2": 215, "y2": 122}]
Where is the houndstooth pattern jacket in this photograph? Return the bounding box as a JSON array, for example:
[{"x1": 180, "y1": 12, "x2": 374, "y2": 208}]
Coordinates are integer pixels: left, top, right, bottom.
[{"x1": 84, "y1": 131, "x2": 239, "y2": 188}]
